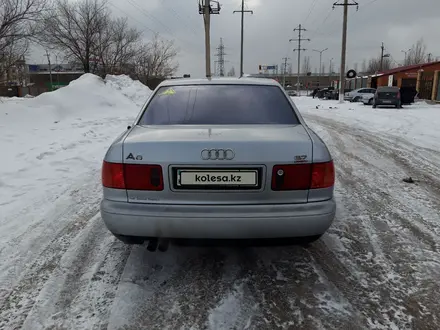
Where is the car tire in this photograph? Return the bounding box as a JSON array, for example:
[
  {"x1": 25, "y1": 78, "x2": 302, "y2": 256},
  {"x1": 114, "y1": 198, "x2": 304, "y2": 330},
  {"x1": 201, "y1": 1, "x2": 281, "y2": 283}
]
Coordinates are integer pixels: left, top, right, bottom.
[
  {"x1": 113, "y1": 234, "x2": 145, "y2": 245},
  {"x1": 352, "y1": 96, "x2": 360, "y2": 102}
]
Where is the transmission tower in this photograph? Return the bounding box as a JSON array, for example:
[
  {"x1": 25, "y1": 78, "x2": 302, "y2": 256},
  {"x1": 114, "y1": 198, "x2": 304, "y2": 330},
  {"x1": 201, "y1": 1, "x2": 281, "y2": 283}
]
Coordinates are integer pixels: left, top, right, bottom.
[{"x1": 214, "y1": 38, "x2": 228, "y2": 76}]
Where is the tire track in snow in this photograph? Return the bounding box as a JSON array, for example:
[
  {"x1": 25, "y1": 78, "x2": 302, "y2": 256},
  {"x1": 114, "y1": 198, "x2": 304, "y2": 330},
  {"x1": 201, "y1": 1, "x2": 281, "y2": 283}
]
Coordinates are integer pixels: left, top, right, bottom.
[
  {"x1": 304, "y1": 113, "x2": 440, "y2": 329},
  {"x1": 0, "y1": 177, "x2": 102, "y2": 329},
  {"x1": 21, "y1": 215, "x2": 131, "y2": 330}
]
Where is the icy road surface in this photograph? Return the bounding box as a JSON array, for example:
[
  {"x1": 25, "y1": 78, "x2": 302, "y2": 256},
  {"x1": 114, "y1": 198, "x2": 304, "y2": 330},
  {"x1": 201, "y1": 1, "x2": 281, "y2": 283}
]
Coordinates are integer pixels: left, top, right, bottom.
[{"x1": 1, "y1": 84, "x2": 440, "y2": 329}]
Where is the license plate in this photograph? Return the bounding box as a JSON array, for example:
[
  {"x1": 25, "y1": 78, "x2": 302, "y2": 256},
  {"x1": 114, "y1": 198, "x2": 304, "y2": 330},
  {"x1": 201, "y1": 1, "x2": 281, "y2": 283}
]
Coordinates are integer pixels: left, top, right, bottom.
[
  {"x1": 383, "y1": 100, "x2": 392, "y2": 103},
  {"x1": 177, "y1": 170, "x2": 258, "y2": 187}
]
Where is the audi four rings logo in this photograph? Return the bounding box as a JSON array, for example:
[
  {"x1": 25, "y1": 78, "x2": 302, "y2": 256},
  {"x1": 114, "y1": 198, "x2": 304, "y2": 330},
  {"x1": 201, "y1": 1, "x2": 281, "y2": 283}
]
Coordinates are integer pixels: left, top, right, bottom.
[{"x1": 201, "y1": 148, "x2": 235, "y2": 160}]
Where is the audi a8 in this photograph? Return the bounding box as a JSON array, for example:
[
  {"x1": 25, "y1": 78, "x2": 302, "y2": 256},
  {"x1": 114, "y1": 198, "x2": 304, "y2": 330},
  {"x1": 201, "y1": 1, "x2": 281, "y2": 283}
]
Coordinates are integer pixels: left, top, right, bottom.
[{"x1": 100, "y1": 78, "x2": 336, "y2": 249}]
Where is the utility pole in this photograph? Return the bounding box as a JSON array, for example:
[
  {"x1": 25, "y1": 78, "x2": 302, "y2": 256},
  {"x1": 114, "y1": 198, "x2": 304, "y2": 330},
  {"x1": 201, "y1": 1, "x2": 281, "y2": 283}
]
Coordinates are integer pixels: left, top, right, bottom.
[
  {"x1": 282, "y1": 57, "x2": 290, "y2": 88},
  {"x1": 428, "y1": 53, "x2": 432, "y2": 62},
  {"x1": 233, "y1": 0, "x2": 253, "y2": 77},
  {"x1": 45, "y1": 49, "x2": 53, "y2": 91},
  {"x1": 329, "y1": 57, "x2": 334, "y2": 85},
  {"x1": 379, "y1": 42, "x2": 390, "y2": 71},
  {"x1": 333, "y1": 0, "x2": 358, "y2": 102},
  {"x1": 214, "y1": 38, "x2": 228, "y2": 76},
  {"x1": 199, "y1": 0, "x2": 220, "y2": 78},
  {"x1": 380, "y1": 42, "x2": 385, "y2": 71},
  {"x1": 289, "y1": 24, "x2": 310, "y2": 94},
  {"x1": 312, "y1": 48, "x2": 328, "y2": 77}
]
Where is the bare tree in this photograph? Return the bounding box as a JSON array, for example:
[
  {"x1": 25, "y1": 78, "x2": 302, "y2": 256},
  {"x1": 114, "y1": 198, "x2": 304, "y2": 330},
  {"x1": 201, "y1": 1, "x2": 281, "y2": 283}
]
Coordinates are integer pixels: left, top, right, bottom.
[
  {"x1": 132, "y1": 33, "x2": 178, "y2": 82},
  {"x1": 406, "y1": 38, "x2": 428, "y2": 65},
  {"x1": 0, "y1": 0, "x2": 48, "y2": 47},
  {"x1": 302, "y1": 56, "x2": 311, "y2": 74},
  {"x1": 361, "y1": 59, "x2": 367, "y2": 73},
  {"x1": 227, "y1": 66, "x2": 235, "y2": 76},
  {"x1": 0, "y1": 0, "x2": 48, "y2": 83},
  {"x1": 365, "y1": 55, "x2": 393, "y2": 74},
  {"x1": 0, "y1": 38, "x2": 29, "y2": 83},
  {"x1": 95, "y1": 17, "x2": 142, "y2": 75},
  {"x1": 40, "y1": 0, "x2": 110, "y2": 73}
]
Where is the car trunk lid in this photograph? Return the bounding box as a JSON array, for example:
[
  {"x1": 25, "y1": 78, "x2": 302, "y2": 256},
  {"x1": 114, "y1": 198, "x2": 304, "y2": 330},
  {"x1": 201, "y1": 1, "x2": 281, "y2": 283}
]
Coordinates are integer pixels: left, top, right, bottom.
[{"x1": 122, "y1": 125, "x2": 313, "y2": 205}]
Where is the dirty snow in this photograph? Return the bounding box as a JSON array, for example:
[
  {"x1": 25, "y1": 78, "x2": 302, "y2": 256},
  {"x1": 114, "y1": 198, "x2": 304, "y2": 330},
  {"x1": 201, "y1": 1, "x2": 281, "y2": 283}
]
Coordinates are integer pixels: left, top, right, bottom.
[{"x1": 1, "y1": 78, "x2": 440, "y2": 330}]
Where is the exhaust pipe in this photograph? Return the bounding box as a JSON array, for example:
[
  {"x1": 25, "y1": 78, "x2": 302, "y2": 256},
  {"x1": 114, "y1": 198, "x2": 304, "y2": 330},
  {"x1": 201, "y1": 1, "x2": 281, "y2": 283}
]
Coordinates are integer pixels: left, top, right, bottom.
[{"x1": 146, "y1": 238, "x2": 158, "y2": 252}]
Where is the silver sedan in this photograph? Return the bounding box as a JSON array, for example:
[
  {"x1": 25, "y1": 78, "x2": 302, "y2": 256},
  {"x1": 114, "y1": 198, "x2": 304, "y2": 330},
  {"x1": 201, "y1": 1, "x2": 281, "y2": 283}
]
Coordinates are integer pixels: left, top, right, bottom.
[{"x1": 100, "y1": 78, "x2": 336, "y2": 248}]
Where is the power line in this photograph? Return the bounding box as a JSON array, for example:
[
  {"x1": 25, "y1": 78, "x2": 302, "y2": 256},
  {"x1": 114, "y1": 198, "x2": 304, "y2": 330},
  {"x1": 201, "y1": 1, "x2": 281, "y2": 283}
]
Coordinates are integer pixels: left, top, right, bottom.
[
  {"x1": 304, "y1": 0, "x2": 320, "y2": 24},
  {"x1": 159, "y1": 0, "x2": 201, "y2": 36},
  {"x1": 109, "y1": 1, "x2": 202, "y2": 53},
  {"x1": 289, "y1": 24, "x2": 310, "y2": 93},
  {"x1": 310, "y1": 0, "x2": 380, "y2": 44}
]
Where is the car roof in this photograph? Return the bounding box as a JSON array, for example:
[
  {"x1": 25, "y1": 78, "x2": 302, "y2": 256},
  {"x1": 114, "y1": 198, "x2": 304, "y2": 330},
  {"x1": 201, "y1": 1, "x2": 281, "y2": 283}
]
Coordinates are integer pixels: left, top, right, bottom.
[
  {"x1": 377, "y1": 86, "x2": 399, "y2": 91},
  {"x1": 159, "y1": 77, "x2": 280, "y2": 87}
]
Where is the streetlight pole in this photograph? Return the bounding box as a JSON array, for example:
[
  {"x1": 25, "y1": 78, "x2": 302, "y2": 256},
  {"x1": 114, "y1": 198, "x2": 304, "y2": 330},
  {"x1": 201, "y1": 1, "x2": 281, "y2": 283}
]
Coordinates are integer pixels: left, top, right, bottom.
[
  {"x1": 312, "y1": 48, "x2": 328, "y2": 76},
  {"x1": 401, "y1": 48, "x2": 411, "y2": 65}
]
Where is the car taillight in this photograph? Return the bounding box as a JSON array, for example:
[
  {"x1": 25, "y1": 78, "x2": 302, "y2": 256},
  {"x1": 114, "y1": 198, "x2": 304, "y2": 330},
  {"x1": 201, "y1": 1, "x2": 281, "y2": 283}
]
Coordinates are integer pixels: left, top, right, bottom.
[
  {"x1": 271, "y1": 161, "x2": 334, "y2": 191},
  {"x1": 102, "y1": 161, "x2": 163, "y2": 191},
  {"x1": 311, "y1": 161, "x2": 335, "y2": 189},
  {"x1": 102, "y1": 161, "x2": 125, "y2": 189}
]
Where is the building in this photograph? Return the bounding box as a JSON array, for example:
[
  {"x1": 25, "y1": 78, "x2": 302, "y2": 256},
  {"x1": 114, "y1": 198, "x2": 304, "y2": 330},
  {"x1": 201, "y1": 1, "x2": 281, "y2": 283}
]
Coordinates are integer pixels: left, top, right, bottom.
[{"x1": 343, "y1": 61, "x2": 440, "y2": 101}]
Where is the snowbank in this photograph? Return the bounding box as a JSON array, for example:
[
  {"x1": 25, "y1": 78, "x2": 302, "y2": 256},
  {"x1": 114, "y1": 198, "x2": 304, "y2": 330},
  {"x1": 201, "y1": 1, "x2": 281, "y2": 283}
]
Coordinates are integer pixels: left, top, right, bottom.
[
  {"x1": 0, "y1": 73, "x2": 151, "y2": 227},
  {"x1": 294, "y1": 96, "x2": 440, "y2": 150},
  {"x1": 105, "y1": 74, "x2": 152, "y2": 107}
]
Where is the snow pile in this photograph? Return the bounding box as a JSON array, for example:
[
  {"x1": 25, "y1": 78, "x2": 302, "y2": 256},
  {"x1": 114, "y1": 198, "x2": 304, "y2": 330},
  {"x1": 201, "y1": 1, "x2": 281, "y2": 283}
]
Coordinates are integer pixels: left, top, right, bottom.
[
  {"x1": 0, "y1": 73, "x2": 149, "y2": 235},
  {"x1": 294, "y1": 96, "x2": 440, "y2": 150},
  {"x1": 105, "y1": 74, "x2": 152, "y2": 107}
]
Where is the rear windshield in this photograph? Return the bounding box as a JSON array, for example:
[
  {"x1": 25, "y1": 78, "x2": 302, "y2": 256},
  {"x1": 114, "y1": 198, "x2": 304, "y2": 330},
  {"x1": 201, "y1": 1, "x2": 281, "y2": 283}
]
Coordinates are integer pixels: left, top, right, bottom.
[{"x1": 138, "y1": 84, "x2": 299, "y2": 125}]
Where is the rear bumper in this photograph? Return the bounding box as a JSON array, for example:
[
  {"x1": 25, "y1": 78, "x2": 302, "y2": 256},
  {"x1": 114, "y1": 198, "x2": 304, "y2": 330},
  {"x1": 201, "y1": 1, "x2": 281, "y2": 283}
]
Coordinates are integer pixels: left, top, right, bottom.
[
  {"x1": 100, "y1": 199, "x2": 336, "y2": 239},
  {"x1": 375, "y1": 99, "x2": 399, "y2": 105}
]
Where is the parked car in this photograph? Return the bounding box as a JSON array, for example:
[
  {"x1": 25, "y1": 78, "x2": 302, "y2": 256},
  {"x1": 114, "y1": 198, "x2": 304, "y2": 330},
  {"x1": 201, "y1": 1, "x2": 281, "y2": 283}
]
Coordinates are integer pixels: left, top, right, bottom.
[
  {"x1": 373, "y1": 86, "x2": 402, "y2": 108},
  {"x1": 361, "y1": 92, "x2": 376, "y2": 105},
  {"x1": 316, "y1": 87, "x2": 335, "y2": 99},
  {"x1": 100, "y1": 78, "x2": 336, "y2": 249},
  {"x1": 344, "y1": 88, "x2": 376, "y2": 102},
  {"x1": 286, "y1": 89, "x2": 297, "y2": 96}
]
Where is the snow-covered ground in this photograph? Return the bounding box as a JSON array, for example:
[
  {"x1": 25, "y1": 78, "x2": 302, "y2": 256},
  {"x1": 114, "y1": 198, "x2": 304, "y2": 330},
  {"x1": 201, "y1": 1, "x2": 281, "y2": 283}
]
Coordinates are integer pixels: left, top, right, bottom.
[{"x1": 1, "y1": 79, "x2": 439, "y2": 330}]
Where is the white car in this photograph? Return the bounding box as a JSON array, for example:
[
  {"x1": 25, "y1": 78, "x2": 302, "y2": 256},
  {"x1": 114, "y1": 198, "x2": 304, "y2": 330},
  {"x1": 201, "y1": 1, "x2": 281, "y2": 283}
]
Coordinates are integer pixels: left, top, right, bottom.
[
  {"x1": 344, "y1": 88, "x2": 376, "y2": 102},
  {"x1": 100, "y1": 78, "x2": 336, "y2": 249},
  {"x1": 361, "y1": 93, "x2": 376, "y2": 105}
]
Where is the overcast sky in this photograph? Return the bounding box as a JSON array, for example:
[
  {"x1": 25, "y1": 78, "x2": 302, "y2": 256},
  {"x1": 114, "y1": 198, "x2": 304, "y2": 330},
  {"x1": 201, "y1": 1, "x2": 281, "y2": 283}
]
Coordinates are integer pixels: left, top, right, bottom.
[{"x1": 31, "y1": 0, "x2": 440, "y2": 77}]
